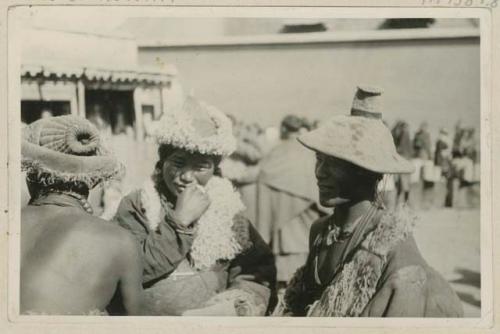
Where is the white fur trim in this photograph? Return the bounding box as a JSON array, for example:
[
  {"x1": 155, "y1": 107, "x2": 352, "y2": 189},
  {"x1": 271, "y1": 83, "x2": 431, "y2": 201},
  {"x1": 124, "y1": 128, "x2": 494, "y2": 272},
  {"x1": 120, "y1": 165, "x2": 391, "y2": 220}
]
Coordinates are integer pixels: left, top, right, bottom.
[
  {"x1": 140, "y1": 179, "x2": 163, "y2": 232},
  {"x1": 139, "y1": 177, "x2": 246, "y2": 269},
  {"x1": 153, "y1": 102, "x2": 236, "y2": 157}
]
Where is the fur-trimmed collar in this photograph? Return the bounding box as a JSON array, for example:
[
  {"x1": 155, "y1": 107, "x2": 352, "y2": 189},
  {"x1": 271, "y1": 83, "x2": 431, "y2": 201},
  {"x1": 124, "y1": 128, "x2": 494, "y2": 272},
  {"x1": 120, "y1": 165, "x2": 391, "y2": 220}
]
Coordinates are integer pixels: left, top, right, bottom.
[{"x1": 139, "y1": 177, "x2": 246, "y2": 270}]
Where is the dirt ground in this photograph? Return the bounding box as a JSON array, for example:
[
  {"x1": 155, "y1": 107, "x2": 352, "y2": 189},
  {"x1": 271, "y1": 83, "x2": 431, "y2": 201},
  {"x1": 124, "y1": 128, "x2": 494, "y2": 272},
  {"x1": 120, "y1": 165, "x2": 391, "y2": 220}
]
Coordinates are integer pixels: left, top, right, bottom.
[{"x1": 413, "y1": 207, "x2": 481, "y2": 317}]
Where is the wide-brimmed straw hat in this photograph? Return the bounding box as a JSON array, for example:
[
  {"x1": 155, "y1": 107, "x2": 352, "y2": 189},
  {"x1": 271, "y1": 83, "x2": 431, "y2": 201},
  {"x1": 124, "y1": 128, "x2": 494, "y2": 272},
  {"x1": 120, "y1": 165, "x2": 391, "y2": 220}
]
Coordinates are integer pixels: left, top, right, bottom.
[
  {"x1": 22, "y1": 115, "x2": 124, "y2": 188},
  {"x1": 298, "y1": 86, "x2": 414, "y2": 174},
  {"x1": 153, "y1": 95, "x2": 236, "y2": 157}
]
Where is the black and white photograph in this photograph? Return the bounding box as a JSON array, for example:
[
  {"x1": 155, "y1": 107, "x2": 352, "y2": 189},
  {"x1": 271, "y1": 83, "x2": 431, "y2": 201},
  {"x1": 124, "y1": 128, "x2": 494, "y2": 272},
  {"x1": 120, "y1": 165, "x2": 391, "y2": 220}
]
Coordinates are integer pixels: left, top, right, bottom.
[{"x1": 2, "y1": 3, "x2": 496, "y2": 331}]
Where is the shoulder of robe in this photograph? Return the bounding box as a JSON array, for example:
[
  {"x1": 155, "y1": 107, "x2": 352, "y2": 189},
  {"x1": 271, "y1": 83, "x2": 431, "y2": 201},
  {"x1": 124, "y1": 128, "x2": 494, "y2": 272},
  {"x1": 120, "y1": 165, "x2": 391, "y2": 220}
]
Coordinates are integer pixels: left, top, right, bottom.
[
  {"x1": 378, "y1": 264, "x2": 464, "y2": 317},
  {"x1": 377, "y1": 265, "x2": 428, "y2": 317}
]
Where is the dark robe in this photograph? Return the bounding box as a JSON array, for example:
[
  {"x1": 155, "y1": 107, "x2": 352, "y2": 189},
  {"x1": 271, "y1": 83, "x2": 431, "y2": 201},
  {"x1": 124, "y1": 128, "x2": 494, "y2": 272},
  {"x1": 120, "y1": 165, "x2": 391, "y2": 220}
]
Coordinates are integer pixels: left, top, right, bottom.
[
  {"x1": 110, "y1": 188, "x2": 277, "y2": 315},
  {"x1": 279, "y1": 208, "x2": 464, "y2": 317}
]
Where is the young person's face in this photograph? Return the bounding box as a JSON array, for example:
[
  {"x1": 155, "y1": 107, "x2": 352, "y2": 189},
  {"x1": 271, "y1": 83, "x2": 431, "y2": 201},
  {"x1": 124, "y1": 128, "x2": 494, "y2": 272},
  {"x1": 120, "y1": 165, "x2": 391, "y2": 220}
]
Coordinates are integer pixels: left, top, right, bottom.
[
  {"x1": 315, "y1": 153, "x2": 379, "y2": 207},
  {"x1": 162, "y1": 149, "x2": 217, "y2": 197},
  {"x1": 315, "y1": 153, "x2": 352, "y2": 207}
]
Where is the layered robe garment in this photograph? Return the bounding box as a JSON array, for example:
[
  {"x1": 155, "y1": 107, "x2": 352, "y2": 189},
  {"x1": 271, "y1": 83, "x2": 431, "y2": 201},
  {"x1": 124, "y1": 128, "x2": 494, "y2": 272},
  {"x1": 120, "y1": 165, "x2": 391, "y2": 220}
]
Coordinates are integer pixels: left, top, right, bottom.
[
  {"x1": 256, "y1": 138, "x2": 324, "y2": 282},
  {"x1": 275, "y1": 206, "x2": 464, "y2": 317},
  {"x1": 112, "y1": 177, "x2": 277, "y2": 316}
]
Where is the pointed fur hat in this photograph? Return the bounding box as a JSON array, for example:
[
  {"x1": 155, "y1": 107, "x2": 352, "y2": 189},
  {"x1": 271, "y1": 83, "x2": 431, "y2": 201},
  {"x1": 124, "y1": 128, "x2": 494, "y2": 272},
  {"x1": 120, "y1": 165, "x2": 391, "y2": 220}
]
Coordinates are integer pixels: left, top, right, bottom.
[{"x1": 153, "y1": 95, "x2": 236, "y2": 157}]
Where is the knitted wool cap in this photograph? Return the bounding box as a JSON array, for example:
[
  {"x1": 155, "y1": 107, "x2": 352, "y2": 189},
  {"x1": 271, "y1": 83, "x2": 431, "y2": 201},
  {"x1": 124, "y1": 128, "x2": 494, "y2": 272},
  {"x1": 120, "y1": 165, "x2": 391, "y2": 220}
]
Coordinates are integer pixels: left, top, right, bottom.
[
  {"x1": 153, "y1": 96, "x2": 236, "y2": 157},
  {"x1": 298, "y1": 86, "x2": 414, "y2": 174},
  {"x1": 22, "y1": 115, "x2": 124, "y2": 188}
]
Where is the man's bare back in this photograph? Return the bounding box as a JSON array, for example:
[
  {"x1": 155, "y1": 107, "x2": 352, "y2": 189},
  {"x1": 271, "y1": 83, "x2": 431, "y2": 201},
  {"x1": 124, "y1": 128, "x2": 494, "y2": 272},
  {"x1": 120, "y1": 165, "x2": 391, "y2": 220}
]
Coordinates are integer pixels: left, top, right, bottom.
[{"x1": 21, "y1": 202, "x2": 143, "y2": 315}]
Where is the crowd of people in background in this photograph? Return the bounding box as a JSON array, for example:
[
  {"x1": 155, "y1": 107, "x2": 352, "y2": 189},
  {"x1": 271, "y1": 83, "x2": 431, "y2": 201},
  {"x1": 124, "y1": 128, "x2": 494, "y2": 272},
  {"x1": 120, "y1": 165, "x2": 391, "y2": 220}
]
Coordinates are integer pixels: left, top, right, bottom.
[{"x1": 391, "y1": 120, "x2": 480, "y2": 210}]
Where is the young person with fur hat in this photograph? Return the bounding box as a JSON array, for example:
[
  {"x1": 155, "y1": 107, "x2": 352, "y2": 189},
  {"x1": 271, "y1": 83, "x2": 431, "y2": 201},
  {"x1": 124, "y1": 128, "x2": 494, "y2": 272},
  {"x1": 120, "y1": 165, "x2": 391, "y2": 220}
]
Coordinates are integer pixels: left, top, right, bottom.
[
  {"x1": 274, "y1": 87, "x2": 463, "y2": 317},
  {"x1": 21, "y1": 115, "x2": 143, "y2": 315},
  {"x1": 112, "y1": 96, "x2": 277, "y2": 316}
]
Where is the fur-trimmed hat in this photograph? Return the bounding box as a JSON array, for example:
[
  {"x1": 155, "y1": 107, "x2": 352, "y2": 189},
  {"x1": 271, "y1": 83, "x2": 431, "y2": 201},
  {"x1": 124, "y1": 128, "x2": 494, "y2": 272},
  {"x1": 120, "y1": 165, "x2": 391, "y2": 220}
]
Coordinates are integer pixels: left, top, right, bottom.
[
  {"x1": 21, "y1": 115, "x2": 124, "y2": 188},
  {"x1": 298, "y1": 86, "x2": 414, "y2": 174},
  {"x1": 153, "y1": 96, "x2": 236, "y2": 157}
]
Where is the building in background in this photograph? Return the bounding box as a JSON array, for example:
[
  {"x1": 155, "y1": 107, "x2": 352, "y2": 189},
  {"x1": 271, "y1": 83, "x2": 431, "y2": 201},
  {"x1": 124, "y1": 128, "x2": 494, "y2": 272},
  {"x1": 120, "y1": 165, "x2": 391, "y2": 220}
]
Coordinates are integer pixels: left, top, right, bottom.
[
  {"x1": 20, "y1": 28, "x2": 181, "y2": 141},
  {"x1": 130, "y1": 18, "x2": 480, "y2": 140}
]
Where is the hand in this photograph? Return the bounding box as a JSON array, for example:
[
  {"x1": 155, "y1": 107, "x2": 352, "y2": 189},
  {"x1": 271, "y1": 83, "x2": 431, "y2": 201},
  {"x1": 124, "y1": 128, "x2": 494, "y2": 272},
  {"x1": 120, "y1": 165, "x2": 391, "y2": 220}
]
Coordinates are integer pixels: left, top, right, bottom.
[
  {"x1": 228, "y1": 266, "x2": 257, "y2": 284},
  {"x1": 173, "y1": 184, "x2": 211, "y2": 227}
]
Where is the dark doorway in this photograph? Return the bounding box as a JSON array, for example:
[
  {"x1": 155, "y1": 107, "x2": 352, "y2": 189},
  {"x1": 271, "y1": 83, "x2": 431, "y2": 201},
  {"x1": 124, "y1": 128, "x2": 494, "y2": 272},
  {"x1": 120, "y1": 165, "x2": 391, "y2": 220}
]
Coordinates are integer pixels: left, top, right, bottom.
[
  {"x1": 21, "y1": 100, "x2": 71, "y2": 124},
  {"x1": 85, "y1": 90, "x2": 135, "y2": 136}
]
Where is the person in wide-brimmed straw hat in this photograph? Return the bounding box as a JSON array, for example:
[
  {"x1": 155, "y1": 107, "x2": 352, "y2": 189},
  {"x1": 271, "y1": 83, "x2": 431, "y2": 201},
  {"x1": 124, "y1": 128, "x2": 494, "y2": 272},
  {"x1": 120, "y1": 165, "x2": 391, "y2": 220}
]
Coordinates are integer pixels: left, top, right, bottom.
[
  {"x1": 274, "y1": 86, "x2": 463, "y2": 317},
  {"x1": 20, "y1": 115, "x2": 143, "y2": 315},
  {"x1": 112, "y1": 95, "x2": 277, "y2": 316}
]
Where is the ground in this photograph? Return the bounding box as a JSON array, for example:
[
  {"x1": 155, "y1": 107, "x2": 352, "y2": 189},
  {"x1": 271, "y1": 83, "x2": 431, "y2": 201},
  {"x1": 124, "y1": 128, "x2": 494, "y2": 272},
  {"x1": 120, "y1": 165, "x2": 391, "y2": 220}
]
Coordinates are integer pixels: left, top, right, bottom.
[{"x1": 413, "y1": 208, "x2": 481, "y2": 317}]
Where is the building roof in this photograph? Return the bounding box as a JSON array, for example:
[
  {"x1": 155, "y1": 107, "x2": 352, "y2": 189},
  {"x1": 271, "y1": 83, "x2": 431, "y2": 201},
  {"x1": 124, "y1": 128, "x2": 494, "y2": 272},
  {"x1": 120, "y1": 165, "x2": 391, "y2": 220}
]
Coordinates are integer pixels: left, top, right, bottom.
[{"x1": 21, "y1": 62, "x2": 177, "y2": 85}]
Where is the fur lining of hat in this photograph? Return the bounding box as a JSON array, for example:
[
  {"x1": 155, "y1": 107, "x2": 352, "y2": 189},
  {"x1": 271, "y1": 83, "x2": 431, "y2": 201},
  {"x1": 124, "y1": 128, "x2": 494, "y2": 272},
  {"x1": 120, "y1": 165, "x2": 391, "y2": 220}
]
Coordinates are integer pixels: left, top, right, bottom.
[
  {"x1": 22, "y1": 157, "x2": 124, "y2": 189},
  {"x1": 154, "y1": 100, "x2": 236, "y2": 157}
]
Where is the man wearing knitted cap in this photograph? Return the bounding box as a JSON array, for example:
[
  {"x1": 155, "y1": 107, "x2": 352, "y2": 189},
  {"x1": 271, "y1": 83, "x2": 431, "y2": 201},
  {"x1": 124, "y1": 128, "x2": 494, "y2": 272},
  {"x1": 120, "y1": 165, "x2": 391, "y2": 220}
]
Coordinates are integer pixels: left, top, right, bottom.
[
  {"x1": 20, "y1": 116, "x2": 143, "y2": 315},
  {"x1": 112, "y1": 96, "x2": 277, "y2": 316},
  {"x1": 274, "y1": 87, "x2": 463, "y2": 317}
]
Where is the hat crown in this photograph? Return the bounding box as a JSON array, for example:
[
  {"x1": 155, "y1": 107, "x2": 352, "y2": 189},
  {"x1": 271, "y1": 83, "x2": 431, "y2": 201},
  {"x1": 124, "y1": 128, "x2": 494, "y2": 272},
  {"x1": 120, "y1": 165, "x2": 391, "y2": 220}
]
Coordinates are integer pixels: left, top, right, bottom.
[
  {"x1": 183, "y1": 96, "x2": 218, "y2": 138},
  {"x1": 24, "y1": 116, "x2": 104, "y2": 157},
  {"x1": 21, "y1": 115, "x2": 123, "y2": 188},
  {"x1": 297, "y1": 85, "x2": 414, "y2": 174},
  {"x1": 351, "y1": 86, "x2": 383, "y2": 120}
]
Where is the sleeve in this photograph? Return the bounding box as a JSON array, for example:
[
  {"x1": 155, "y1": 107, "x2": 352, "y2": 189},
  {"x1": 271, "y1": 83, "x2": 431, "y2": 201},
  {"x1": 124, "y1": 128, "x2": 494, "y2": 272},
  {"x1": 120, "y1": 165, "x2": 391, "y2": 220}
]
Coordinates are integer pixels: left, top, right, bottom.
[
  {"x1": 113, "y1": 192, "x2": 195, "y2": 285},
  {"x1": 225, "y1": 216, "x2": 278, "y2": 315}
]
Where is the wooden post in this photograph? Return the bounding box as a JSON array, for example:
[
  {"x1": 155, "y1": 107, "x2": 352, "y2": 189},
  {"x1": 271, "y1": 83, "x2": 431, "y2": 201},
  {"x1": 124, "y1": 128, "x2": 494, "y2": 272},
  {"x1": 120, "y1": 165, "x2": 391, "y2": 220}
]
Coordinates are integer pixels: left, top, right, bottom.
[
  {"x1": 77, "y1": 80, "x2": 86, "y2": 118},
  {"x1": 159, "y1": 85, "x2": 165, "y2": 119},
  {"x1": 133, "y1": 87, "x2": 144, "y2": 142}
]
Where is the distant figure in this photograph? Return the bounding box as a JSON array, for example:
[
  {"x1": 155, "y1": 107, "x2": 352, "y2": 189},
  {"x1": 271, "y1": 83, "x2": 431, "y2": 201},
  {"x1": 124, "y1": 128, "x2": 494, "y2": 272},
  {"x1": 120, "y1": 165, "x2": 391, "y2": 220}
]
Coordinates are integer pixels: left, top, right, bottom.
[
  {"x1": 143, "y1": 112, "x2": 155, "y2": 142},
  {"x1": 113, "y1": 106, "x2": 134, "y2": 137},
  {"x1": 392, "y1": 121, "x2": 413, "y2": 204},
  {"x1": 257, "y1": 115, "x2": 325, "y2": 285},
  {"x1": 87, "y1": 104, "x2": 112, "y2": 139},
  {"x1": 414, "y1": 122, "x2": 435, "y2": 209},
  {"x1": 40, "y1": 109, "x2": 53, "y2": 119},
  {"x1": 20, "y1": 116, "x2": 142, "y2": 315},
  {"x1": 220, "y1": 117, "x2": 268, "y2": 224},
  {"x1": 452, "y1": 121, "x2": 465, "y2": 158},
  {"x1": 413, "y1": 122, "x2": 432, "y2": 160},
  {"x1": 461, "y1": 128, "x2": 479, "y2": 165},
  {"x1": 435, "y1": 128, "x2": 455, "y2": 207},
  {"x1": 435, "y1": 128, "x2": 452, "y2": 170}
]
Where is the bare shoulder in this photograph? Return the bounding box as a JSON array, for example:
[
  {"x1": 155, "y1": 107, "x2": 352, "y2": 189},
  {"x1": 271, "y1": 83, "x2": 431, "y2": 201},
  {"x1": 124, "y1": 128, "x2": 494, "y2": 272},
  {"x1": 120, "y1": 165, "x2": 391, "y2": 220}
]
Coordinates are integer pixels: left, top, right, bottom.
[{"x1": 70, "y1": 212, "x2": 137, "y2": 249}]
